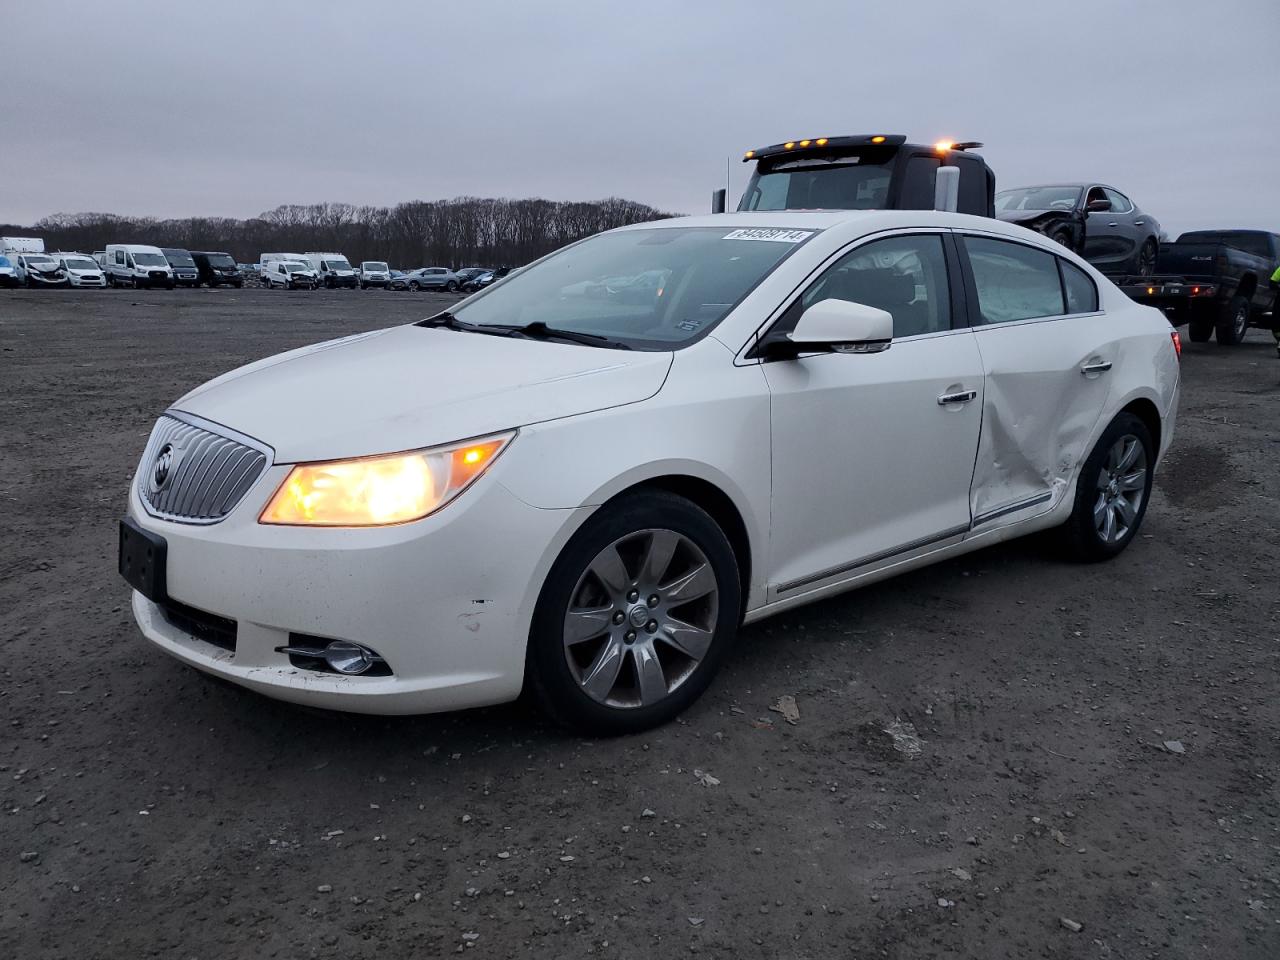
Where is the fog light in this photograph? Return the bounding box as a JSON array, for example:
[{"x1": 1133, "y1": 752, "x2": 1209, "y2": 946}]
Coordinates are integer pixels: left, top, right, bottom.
[{"x1": 279, "y1": 638, "x2": 386, "y2": 675}]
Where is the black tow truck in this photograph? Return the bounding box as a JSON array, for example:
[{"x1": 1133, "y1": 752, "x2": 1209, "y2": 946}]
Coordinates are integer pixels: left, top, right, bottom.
[
  {"x1": 1118, "y1": 230, "x2": 1279, "y2": 346},
  {"x1": 713, "y1": 134, "x2": 995, "y2": 216}
]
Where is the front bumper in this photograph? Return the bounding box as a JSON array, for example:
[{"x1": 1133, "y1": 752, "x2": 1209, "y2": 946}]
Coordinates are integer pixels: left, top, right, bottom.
[
  {"x1": 125, "y1": 462, "x2": 588, "y2": 715},
  {"x1": 68, "y1": 275, "x2": 107, "y2": 287}
]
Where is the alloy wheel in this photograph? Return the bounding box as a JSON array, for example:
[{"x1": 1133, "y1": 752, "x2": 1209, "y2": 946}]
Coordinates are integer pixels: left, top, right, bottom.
[
  {"x1": 562, "y1": 529, "x2": 719, "y2": 709},
  {"x1": 1093, "y1": 434, "x2": 1148, "y2": 544},
  {"x1": 1138, "y1": 243, "x2": 1156, "y2": 277},
  {"x1": 1233, "y1": 303, "x2": 1248, "y2": 341}
]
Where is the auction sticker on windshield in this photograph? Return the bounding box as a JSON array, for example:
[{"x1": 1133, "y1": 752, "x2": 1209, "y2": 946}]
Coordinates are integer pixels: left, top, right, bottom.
[{"x1": 722, "y1": 228, "x2": 814, "y2": 243}]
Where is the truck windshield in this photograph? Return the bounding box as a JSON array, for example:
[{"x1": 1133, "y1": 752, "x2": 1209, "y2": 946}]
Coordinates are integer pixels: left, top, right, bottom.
[
  {"x1": 133, "y1": 253, "x2": 168, "y2": 266},
  {"x1": 740, "y1": 155, "x2": 894, "y2": 211},
  {"x1": 207, "y1": 254, "x2": 236, "y2": 267},
  {"x1": 1176, "y1": 232, "x2": 1271, "y2": 259},
  {"x1": 164, "y1": 252, "x2": 196, "y2": 267},
  {"x1": 995, "y1": 186, "x2": 1082, "y2": 212},
  {"x1": 448, "y1": 225, "x2": 815, "y2": 350},
  {"x1": 325, "y1": 259, "x2": 352, "y2": 270},
  {"x1": 364, "y1": 262, "x2": 387, "y2": 271}
]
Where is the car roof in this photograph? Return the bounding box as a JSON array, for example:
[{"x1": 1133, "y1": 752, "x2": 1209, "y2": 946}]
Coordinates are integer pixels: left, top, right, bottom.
[{"x1": 611, "y1": 209, "x2": 1034, "y2": 238}]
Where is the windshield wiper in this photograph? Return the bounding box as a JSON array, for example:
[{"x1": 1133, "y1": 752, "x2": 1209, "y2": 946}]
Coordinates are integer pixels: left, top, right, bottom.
[
  {"x1": 415, "y1": 311, "x2": 509, "y2": 337},
  {"x1": 492, "y1": 321, "x2": 632, "y2": 350}
]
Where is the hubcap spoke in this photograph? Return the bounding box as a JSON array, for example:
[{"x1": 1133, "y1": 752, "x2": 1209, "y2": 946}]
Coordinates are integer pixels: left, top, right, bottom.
[
  {"x1": 660, "y1": 617, "x2": 714, "y2": 660},
  {"x1": 1114, "y1": 496, "x2": 1137, "y2": 526},
  {"x1": 1118, "y1": 469, "x2": 1146, "y2": 493},
  {"x1": 1093, "y1": 492, "x2": 1109, "y2": 527},
  {"x1": 580, "y1": 638, "x2": 626, "y2": 702},
  {"x1": 563, "y1": 605, "x2": 613, "y2": 647},
  {"x1": 632, "y1": 644, "x2": 668, "y2": 706},
  {"x1": 639, "y1": 530, "x2": 679, "y2": 586},
  {"x1": 662, "y1": 561, "x2": 716, "y2": 604},
  {"x1": 1117, "y1": 439, "x2": 1140, "y2": 473},
  {"x1": 1100, "y1": 502, "x2": 1117, "y2": 542},
  {"x1": 589, "y1": 545, "x2": 631, "y2": 596}
]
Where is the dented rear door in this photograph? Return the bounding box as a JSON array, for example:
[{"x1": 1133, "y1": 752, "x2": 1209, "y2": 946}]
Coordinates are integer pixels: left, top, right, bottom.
[{"x1": 957, "y1": 234, "x2": 1115, "y2": 531}]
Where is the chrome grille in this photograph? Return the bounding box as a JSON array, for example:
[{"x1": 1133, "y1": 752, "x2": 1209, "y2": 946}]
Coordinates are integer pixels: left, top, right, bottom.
[{"x1": 137, "y1": 414, "x2": 270, "y2": 523}]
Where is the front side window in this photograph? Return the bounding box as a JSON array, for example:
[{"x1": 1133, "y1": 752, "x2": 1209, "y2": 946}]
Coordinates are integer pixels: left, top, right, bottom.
[
  {"x1": 450, "y1": 225, "x2": 814, "y2": 349},
  {"x1": 775, "y1": 234, "x2": 953, "y2": 340},
  {"x1": 963, "y1": 236, "x2": 1065, "y2": 324},
  {"x1": 1060, "y1": 260, "x2": 1098, "y2": 313}
]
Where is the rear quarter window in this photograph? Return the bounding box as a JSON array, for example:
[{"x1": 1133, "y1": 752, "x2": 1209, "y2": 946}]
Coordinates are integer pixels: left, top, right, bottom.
[
  {"x1": 1059, "y1": 259, "x2": 1098, "y2": 313},
  {"x1": 963, "y1": 236, "x2": 1066, "y2": 324}
]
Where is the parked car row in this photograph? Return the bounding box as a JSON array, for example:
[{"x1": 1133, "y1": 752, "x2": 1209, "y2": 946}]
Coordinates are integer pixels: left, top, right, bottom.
[{"x1": 0, "y1": 236, "x2": 506, "y2": 293}]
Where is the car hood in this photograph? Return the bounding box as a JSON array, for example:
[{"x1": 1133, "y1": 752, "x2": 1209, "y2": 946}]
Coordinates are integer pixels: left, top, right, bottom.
[{"x1": 173, "y1": 324, "x2": 674, "y2": 463}]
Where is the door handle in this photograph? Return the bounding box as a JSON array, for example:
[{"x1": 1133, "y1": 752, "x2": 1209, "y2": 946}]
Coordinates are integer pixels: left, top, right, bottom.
[
  {"x1": 937, "y1": 389, "x2": 978, "y2": 405},
  {"x1": 1081, "y1": 360, "x2": 1113, "y2": 374},
  {"x1": 1107, "y1": 221, "x2": 1119, "y2": 227},
  {"x1": 1134, "y1": 220, "x2": 1145, "y2": 226}
]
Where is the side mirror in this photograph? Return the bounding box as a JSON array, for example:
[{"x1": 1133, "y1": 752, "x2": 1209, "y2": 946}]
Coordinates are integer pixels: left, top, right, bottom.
[
  {"x1": 1085, "y1": 198, "x2": 1111, "y2": 213},
  {"x1": 781, "y1": 298, "x2": 893, "y2": 355}
]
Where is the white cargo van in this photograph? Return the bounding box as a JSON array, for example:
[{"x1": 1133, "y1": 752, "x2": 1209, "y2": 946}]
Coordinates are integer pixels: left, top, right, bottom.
[
  {"x1": 302, "y1": 252, "x2": 358, "y2": 288},
  {"x1": 258, "y1": 253, "x2": 308, "y2": 283},
  {"x1": 55, "y1": 252, "x2": 108, "y2": 288},
  {"x1": 1, "y1": 236, "x2": 45, "y2": 255},
  {"x1": 105, "y1": 244, "x2": 176, "y2": 289}
]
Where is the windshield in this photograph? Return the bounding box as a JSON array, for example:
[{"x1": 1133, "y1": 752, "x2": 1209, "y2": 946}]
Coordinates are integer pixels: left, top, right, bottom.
[
  {"x1": 163, "y1": 251, "x2": 195, "y2": 267},
  {"x1": 206, "y1": 254, "x2": 236, "y2": 267},
  {"x1": 995, "y1": 186, "x2": 1082, "y2": 212},
  {"x1": 740, "y1": 152, "x2": 895, "y2": 211},
  {"x1": 133, "y1": 253, "x2": 168, "y2": 266},
  {"x1": 363, "y1": 261, "x2": 387, "y2": 271},
  {"x1": 26, "y1": 255, "x2": 56, "y2": 266},
  {"x1": 324, "y1": 258, "x2": 352, "y2": 270},
  {"x1": 1177, "y1": 231, "x2": 1271, "y2": 259},
  {"x1": 64, "y1": 258, "x2": 98, "y2": 270},
  {"x1": 283, "y1": 261, "x2": 308, "y2": 272},
  {"x1": 448, "y1": 226, "x2": 814, "y2": 349},
  {"x1": 0, "y1": 256, "x2": 9, "y2": 267}
]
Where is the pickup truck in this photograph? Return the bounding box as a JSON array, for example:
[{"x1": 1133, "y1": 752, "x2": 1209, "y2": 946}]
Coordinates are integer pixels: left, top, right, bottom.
[{"x1": 1118, "y1": 230, "x2": 1279, "y2": 346}]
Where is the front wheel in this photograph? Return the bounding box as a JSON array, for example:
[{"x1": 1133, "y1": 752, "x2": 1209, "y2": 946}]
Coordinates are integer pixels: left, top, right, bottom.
[
  {"x1": 408, "y1": 281, "x2": 420, "y2": 291},
  {"x1": 1049, "y1": 226, "x2": 1074, "y2": 249},
  {"x1": 445, "y1": 280, "x2": 458, "y2": 292},
  {"x1": 1216, "y1": 294, "x2": 1250, "y2": 346},
  {"x1": 1057, "y1": 412, "x2": 1154, "y2": 562},
  {"x1": 526, "y1": 491, "x2": 741, "y2": 735}
]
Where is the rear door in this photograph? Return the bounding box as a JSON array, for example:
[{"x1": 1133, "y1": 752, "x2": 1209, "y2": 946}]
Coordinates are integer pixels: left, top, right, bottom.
[
  {"x1": 957, "y1": 233, "x2": 1115, "y2": 530},
  {"x1": 762, "y1": 231, "x2": 985, "y2": 598}
]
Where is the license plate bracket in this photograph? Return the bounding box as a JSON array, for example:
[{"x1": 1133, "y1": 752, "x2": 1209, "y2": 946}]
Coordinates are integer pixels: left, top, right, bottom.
[{"x1": 118, "y1": 517, "x2": 168, "y2": 604}]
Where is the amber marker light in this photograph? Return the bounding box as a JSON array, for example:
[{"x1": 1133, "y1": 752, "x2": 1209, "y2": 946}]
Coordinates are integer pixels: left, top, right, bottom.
[
  {"x1": 870, "y1": 136, "x2": 886, "y2": 144},
  {"x1": 935, "y1": 140, "x2": 954, "y2": 153},
  {"x1": 260, "y1": 432, "x2": 515, "y2": 527}
]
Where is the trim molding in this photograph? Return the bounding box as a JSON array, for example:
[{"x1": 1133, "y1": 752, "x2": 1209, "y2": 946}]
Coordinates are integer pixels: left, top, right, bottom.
[
  {"x1": 971, "y1": 491, "x2": 1053, "y2": 528},
  {"x1": 777, "y1": 524, "x2": 970, "y2": 595}
]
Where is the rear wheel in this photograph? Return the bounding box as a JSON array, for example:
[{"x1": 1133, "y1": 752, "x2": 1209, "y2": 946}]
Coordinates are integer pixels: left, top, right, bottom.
[
  {"x1": 1187, "y1": 310, "x2": 1213, "y2": 342},
  {"x1": 446, "y1": 280, "x2": 458, "y2": 292},
  {"x1": 1136, "y1": 240, "x2": 1157, "y2": 277},
  {"x1": 409, "y1": 281, "x2": 420, "y2": 291},
  {"x1": 1215, "y1": 294, "x2": 1250, "y2": 345},
  {"x1": 1058, "y1": 412, "x2": 1154, "y2": 562},
  {"x1": 527, "y1": 491, "x2": 740, "y2": 735}
]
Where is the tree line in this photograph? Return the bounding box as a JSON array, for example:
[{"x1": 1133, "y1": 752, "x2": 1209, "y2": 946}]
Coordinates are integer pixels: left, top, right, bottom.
[{"x1": 1, "y1": 196, "x2": 678, "y2": 269}]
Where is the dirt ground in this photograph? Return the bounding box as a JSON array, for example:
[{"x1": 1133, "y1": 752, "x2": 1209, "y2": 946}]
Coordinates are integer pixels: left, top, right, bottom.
[{"x1": 1, "y1": 287, "x2": 1277, "y2": 960}]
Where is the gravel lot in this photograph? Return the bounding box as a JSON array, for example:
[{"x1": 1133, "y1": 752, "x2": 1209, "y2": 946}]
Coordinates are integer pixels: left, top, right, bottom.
[{"x1": 1, "y1": 287, "x2": 1277, "y2": 959}]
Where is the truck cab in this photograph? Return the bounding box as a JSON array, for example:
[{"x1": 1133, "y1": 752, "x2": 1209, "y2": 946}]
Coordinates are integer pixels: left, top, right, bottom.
[{"x1": 732, "y1": 135, "x2": 994, "y2": 217}]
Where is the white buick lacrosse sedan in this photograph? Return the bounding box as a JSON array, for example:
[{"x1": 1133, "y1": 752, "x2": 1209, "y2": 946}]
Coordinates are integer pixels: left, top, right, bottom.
[{"x1": 120, "y1": 211, "x2": 1180, "y2": 733}]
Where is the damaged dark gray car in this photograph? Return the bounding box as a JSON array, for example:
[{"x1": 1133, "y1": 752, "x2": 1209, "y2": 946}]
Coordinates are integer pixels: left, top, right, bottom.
[{"x1": 995, "y1": 183, "x2": 1161, "y2": 277}]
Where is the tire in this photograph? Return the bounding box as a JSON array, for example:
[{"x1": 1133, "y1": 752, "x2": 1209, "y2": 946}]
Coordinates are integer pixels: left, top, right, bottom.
[
  {"x1": 1057, "y1": 412, "x2": 1155, "y2": 562},
  {"x1": 1136, "y1": 239, "x2": 1157, "y2": 277},
  {"x1": 408, "y1": 281, "x2": 420, "y2": 291},
  {"x1": 1049, "y1": 227, "x2": 1073, "y2": 249},
  {"x1": 1187, "y1": 314, "x2": 1213, "y2": 342},
  {"x1": 446, "y1": 280, "x2": 458, "y2": 292},
  {"x1": 526, "y1": 491, "x2": 741, "y2": 735},
  {"x1": 1215, "y1": 294, "x2": 1249, "y2": 346}
]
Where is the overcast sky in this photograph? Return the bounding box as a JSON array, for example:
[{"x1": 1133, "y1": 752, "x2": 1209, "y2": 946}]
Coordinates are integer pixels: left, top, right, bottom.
[{"x1": 2, "y1": 0, "x2": 1277, "y2": 236}]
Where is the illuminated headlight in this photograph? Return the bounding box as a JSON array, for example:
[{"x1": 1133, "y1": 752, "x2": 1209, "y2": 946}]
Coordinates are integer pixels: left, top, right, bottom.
[{"x1": 260, "y1": 431, "x2": 515, "y2": 526}]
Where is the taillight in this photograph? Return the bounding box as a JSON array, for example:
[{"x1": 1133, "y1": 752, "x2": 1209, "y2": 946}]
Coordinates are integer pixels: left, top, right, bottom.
[{"x1": 1170, "y1": 330, "x2": 1182, "y2": 358}]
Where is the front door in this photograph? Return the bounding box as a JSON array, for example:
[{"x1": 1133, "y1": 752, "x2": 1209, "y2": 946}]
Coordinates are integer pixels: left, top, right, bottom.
[
  {"x1": 957, "y1": 233, "x2": 1115, "y2": 529},
  {"x1": 763, "y1": 232, "x2": 984, "y2": 599}
]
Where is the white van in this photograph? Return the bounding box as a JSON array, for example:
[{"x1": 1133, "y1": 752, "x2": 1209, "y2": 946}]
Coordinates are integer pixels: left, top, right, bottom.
[
  {"x1": 302, "y1": 252, "x2": 358, "y2": 288},
  {"x1": 55, "y1": 252, "x2": 108, "y2": 288},
  {"x1": 258, "y1": 253, "x2": 308, "y2": 283},
  {"x1": 105, "y1": 244, "x2": 175, "y2": 288},
  {"x1": 263, "y1": 259, "x2": 319, "y2": 290},
  {"x1": 2, "y1": 236, "x2": 45, "y2": 255}
]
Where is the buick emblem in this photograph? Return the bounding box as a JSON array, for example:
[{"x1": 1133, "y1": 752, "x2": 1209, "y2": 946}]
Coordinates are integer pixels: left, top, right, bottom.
[{"x1": 152, "y1": 444, "x2": 175, "y2": 490}]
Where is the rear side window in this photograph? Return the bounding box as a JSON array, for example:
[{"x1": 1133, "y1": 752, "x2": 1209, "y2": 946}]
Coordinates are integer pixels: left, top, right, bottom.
[
  {"x1": 1059, "y1": 259, "x2": 1098, "y2": 313},
  {"x1": 963, "y1": 236, "x2": 1065, "y2": 324}
]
